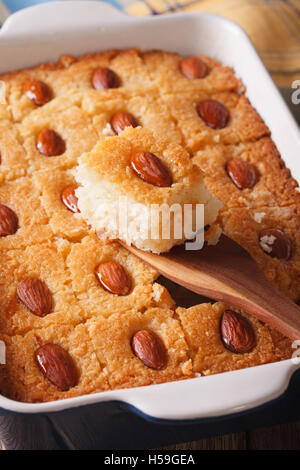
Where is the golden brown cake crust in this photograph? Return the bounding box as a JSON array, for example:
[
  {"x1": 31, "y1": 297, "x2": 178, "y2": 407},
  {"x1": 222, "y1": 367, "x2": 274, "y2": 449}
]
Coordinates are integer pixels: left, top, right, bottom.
[
  {"x1": 0, "y1": 48, "x2": 296, "y2": 403},
  {"x1": 0, "y1": 301, "x2": 291, "y2": 402},
  {"x1": 78, "y1": 126, "x2": 204, "y2": 205},
  {"x1": 194, "y1": 138, "x2": 300, "y2": 300},
  {"x1": 176, "y1": 302, "x2": 293, "y2": 376}
]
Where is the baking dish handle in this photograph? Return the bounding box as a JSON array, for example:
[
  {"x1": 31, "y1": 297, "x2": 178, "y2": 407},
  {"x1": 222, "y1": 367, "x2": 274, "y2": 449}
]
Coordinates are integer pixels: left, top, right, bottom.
[{"x1": 0, "y1": 1, "x2": 127, "y2": 37}]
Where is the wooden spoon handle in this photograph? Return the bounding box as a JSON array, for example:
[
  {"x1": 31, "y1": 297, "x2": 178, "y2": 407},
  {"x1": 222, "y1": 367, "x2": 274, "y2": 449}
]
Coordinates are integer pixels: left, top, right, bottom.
[{"x1": 122, "y1": 238, "x2": 300, "y2": 340}]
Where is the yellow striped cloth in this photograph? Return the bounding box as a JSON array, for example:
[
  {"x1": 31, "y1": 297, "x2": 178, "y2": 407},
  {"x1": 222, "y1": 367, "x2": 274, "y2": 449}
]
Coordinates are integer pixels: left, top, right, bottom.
[{"x1": 124, "y1": 0, "x2": 300, "y2": 87}]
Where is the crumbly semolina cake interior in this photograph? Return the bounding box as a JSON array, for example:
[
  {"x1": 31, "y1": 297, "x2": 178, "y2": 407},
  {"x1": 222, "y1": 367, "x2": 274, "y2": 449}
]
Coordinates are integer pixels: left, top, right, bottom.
[{"x1": 0, "y1": 49, "x2": 297, "y2": 403}]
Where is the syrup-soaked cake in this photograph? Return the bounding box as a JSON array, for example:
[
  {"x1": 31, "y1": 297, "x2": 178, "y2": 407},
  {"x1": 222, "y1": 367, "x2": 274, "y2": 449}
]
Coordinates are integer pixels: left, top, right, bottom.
[
  {"x1": 75, "y1": 126, "x2": 222, "y2": 253},
  {"x1": 0, "y1": 49, "x2": 296, "y2": 402}
]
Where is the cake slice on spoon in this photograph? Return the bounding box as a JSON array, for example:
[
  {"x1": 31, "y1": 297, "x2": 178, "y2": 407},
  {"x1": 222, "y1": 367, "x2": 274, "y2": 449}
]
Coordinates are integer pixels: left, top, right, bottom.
[{"x1": 74, "y1": 126, "x2": 222, "y2": 253}]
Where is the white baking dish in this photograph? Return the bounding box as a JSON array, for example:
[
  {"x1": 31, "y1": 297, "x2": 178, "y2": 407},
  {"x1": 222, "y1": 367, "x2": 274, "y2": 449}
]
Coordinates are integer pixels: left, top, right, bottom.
[{"x1": 0, "y1": 1, "x2": 299, "y2": 420}]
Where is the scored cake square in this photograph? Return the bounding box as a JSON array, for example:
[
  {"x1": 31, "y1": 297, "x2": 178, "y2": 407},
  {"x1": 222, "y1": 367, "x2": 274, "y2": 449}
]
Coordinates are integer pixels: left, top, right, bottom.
[
  {"x1": 0, "y1": 177, "x2": 52, "y2": 250},
  {"x1": 0, "y1": 59, "x2": 84, "y2": 122},
  {"x1": 193, "y1": 138, "x2": 300, "y2": 211},
  {"x1": 103, "y1": 48, "x2": 158, "y2": 93},
  {"x1": 75, "y1": 127, "x2": 222, "y2": 253},
  {"x1": 18, "y1": 104, "x2": 100, "y2": 173},
  {"x1": 81, "y1": 92, "x2": 183, "y2": 145},
  {"x1": 0, "y1": 322, "x2": 109, "y2": 403},
  {"x1": 176, "y1": 302, "x2": 283, "y2": 376},
  {"x1": 85, "y1": 307, "x2": 192, "y2": 390},
  {"x1": 65, "y1": 234, "x2": 175, "y2": 320},
  {"x1": 142, "y1": 51, "x2": 243, "y2": 95},
  {"x1": 51, "y1": 49, "x2": 156, "y2": 97},
  {"x1": 42, "y1": 49, "x2": 125, "y2": 96},
  {"x1": 162, "y1": 91, "x2": 270, "y2": 152},
  {"x1": 0, "y1": 241, "x2": 85, "y2": 335},
  {"x1": 33, "y1": 169, "x2": 89, "y2": 241}
]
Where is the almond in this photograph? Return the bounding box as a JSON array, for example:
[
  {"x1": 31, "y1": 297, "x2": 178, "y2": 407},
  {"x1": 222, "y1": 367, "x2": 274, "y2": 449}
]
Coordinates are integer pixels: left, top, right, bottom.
[
  {"x1": 131, "y1": 329, "x2": 167, "y2": 369},
  {"x1": 95, "y1": 261, "x2": 131, "y2": 296},
  {"x1": 17, "y1": 278, "x2": 52, "y2": 317},
  {"x1": 35, "y1": 343, "x2": 77, "y2": 391},
  {"x1": 179, "y1": 57, "x2": 208, "y2": 80},
  {"x1": 61, "y1": 186, "x2": 80, "y2": 213},
  {"x1": 0, "y1": 204, "x2": 18, "y2": 237},
  {"x1": 111, "y1": 112, "x2": 138, "y2": 135},
  {"x1": 37, "y1": 129, "x2": 65, "y2": 156},
  {"x1": 24, "y1": 80, "x2": 52, "y2": 106},
  {"x1": 220, "y1": 310, "x2": 256, "y2": 354},
  {"x1": 259, "y1": 228, "x2": 292, "y2": 260},
  {"x1": 91, "y1": 67, "x2": 119, "y2": 90},
  {"x1": 226, "y1": 158, "x2": 258, "y2": 189},
  {"x1": 196, "y1": 99, "x2": 229, "y2": 129},
  {"x1": 130, "y1": 152, "x2": 172, "y2": 187}
]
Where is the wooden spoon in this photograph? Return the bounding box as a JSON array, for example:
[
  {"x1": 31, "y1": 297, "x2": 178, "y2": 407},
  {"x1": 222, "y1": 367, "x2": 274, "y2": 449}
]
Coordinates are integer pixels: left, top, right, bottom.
[{"x1": 120, "y1": 235, "x2": 300, "y2": 340}]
